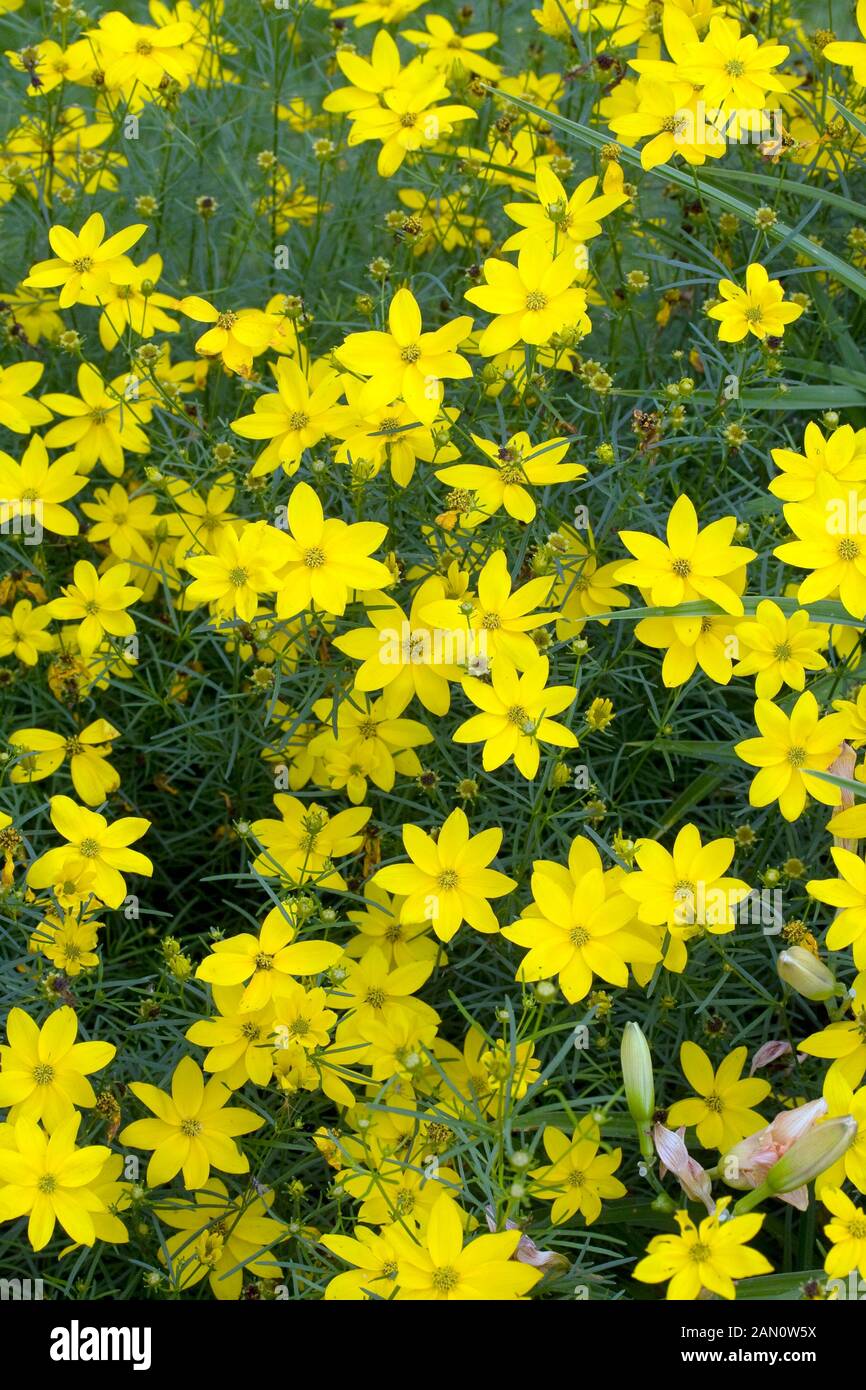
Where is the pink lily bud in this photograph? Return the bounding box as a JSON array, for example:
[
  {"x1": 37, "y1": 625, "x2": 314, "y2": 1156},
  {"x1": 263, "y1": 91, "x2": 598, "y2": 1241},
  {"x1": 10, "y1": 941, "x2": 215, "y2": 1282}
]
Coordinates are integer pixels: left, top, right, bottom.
[
  {"x1": 652, "y1": 1123, "x2": 714, "y2": 1213},
  {"x1": 722, "y1": 1098, "x2": 828, "y2": 1210},
  {"x1": 484, "y1": 1206, "x2": 569, "y2": 1274}
]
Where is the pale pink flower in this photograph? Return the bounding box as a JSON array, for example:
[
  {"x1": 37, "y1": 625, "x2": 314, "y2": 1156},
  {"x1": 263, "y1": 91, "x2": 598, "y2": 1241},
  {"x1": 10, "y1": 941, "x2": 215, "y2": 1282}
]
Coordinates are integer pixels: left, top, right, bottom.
[
  {"x1": 653, "y1": 1123, "x2": 714, "y2": 1213},
  {"x1": 722, "y1": 1098, "x2": 828, "y2": 1210}
]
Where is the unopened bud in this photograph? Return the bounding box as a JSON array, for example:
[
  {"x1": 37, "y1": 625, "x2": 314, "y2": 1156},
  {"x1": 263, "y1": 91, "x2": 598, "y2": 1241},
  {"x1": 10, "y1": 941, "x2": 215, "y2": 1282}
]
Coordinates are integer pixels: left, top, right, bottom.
[
  {"x1": 621, "y1": 1021, "x2": 654, "y2": 1126},
  {"x1": 765, "y1": 1115, "x2": 858, "y2": 1194},
  {"x1": 777, "y1": 946, "x2": 837, "y2": 1001}
]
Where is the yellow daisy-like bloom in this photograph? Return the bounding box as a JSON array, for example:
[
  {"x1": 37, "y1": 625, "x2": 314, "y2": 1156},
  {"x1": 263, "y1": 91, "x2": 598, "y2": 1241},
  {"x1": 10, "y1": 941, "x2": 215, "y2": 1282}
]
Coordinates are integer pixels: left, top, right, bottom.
[
  {"x1": 0, "y1": 435, "x2": 87, "y2": 538},
  {"x1": 735, "y1": 691, "x2": 847, "y2": 822},
  {"x1": 707, "y1": 263, "x2": 804, "y2": 343},
  {"x1": 683, "y1": 16, "x2": 789, "y2": 108},
  {"x1": 119, "y1": 1055, "x2": 264, "y2": 1190},
  {"x1": 346, "y1": 63, "x2": 476, "y2": 178},
  {"x1": 388, "y1": 1194, "x2": 542, "y2": 1300},
  {"x1": 0, "y1": 1005, "x2": 115, "y2": 1128},
  {"x1": 807, "y1": 848, "x2": 866, "y2": 970},
  {"x1": 616, "y1": 494, "x2": 755, "y2": 617},
  {"x1": 621, "y1": 823, "x2": 751, "y2": 973},
  {"x1": 230, "y1": 357, "x2": 344, "y2": 478},
  {"x1": 184, "y1": 519, "x2": 289, "y2": 623},
  {"x1": 49, "y1": 558, "x2": 141, "y2": 656},
  {"x1": 345, "y1": 881, "x2": 441, "y2": 968},
  {"x1": 436, "y1": 430, "x2": 584, "y2": 524},
  {"x1": 156, "y1": 1179, "x2": 284, "y2": 1300},
  {"x1": 374, "y1": 806, "x2": 516, "y2": 942},
  {"x1": 821, "y1": 1186, "x2": 866, "y2": 1281},
  {"x1": 41, "y1": 362, "x2": 150, "y2": 476},
  {"x1": 454, "y1": 654, "x2": 578, "y2": 779},
  {"x1": 23, "y1": 211, "x2": 147, "y2": 309},
  {"x1": 0, "y1": 1113, "x2": 111, "y2": 1252},
  {"x1": 336, "y1": 287, "x2": 473, "y2": 426},
  {"x1": 420, "y1": 549, "x2": 555, "y2": 671},
  {"x1": 832, "y1": 685, "x2": 866, "y2": 747},
  {"x1": 27, "y1": 794, "x2": 152, "y2": 910},
  {"x1": 185, "y1": 984, "x2": 277, "y2": 1089},
  {"x1": 502, "y1": 834, "x2": 659, "y2": 1001},
  {"x1": 400, "y1": 14, "x2": 500, "y2": 79},
  {"x1": 824, "y1": 0, "x2": 866, "y2": 84},
  {"x1": 775, "y1": 481, "x2": 866, "y2": 620},
  {"x1": 801, "y1": 1013, "x2": 866, "y2": 1090},
  {"x1": 177, "y1": 295, "x2": 276, "y2": 376},
  {"x1": 667, "y1": 1043, "x2": 771, "y2": 1149},
  {"x1": 273, "y1": 480, "x2": 393, "y2": 620},
  {"x1": 196, "y1": 902, "x2": 343, "y2": 1010},
  {"x1": 530, "y1": 1119, "x2": 626, "y2": 1224},
  {"x1": 502, "y1": 162, "x2": 627, "y2": 254},
  {"x1": 816, "y1": 1076, "x2": 866, "y2": 1196},
  {"x1": 465, "y1": 239, "x2": 591, "y2": 355},
  {"x1": 608, "y1": 78, "x2": 726, "y2": 170},
  {"x1": 769, "y1": 421, "x2": 866, "y2": 503},
  {"x1": 0, "y1": 599, "x2": 53, "y2": 665},
  {"x1": 0, "y1": 360, "x2": 52, "y2": 434},
  {"x1": 733, "y1": 599, "x2": 827, "y2": 697},
  {"x1": 635, "y1": 608, "x2": 739, "y2": 687},
  {"x1": 9, "y1": 718, "x2": 121, "y2": 806},
  {"x1": 633, "y1": 1197, "x2": 772, "y2": 1299},
  {"x1": 250, "y1": 795, "x2": 371, "y2": 889}
]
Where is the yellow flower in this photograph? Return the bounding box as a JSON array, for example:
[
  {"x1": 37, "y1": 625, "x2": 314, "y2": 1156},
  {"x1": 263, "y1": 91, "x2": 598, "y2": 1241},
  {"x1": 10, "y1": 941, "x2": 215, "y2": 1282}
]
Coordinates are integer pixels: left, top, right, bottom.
[
  {"x1": 119, "y1": 1055, "x2": 264, "y2": 1190},
  {"x1": 616, "y1": 493, "x2": 756, "y2": 616},
  {"x1": 807, "y1": 848, "x2": 866, "y2": 970},
  {"x1": 708, "y1": 263, "x2": 804, "y2": 342},
  {"x1": 388, "y1": 1194, "x2": 542, "y2": 1300},
  {"x1": 95, "y1": 253, "x2": 180, "y2": 350},
  {"x1": 87, "y1": 10, "x2": 197, "y2": 94},
  {"x1": 635, "y1": 608, "x2": 739, "y2": 687},
  {"x1": 346, "y1": 880, "x2": 441, "y2": 968},
  {"x1": 634, "y1": 1197, "x2": 771, "y2": 1299},
  {"x1": 273, "y1": 480, "x2": 393, "y2": 620},
  {"x1": 503, "y1": 162, "x2": 627, "y2": 255},
  {"x1": 775, "y1": 481, "x2": 866, "y2": 619},
  {"x1": 185, "y1": 985, "x2": 277, "y2": 1088},
  {"x1": 345, "y1": 63, "x2": 476, "y2": 177},
  {"x1": 400, "y1": 14, "x2": 500, "y2": 78},
  {"x1": 454, "y1": 654, "x2": 578, "y2": 778},
  {"x1": 769, "y1": 421, "x2": 866, "y2": 503},
  {"x1": 309, "y1": 687, "x2": 433, "y2": 799},
  {"x1": 733, "y1": 599, "x2": 827, "y2": 697},
  {"x1": 321, "y1": 1223, "x2": 405, "y2": 1300},
  {"x1": 185, "y1": 520, "x2": 289, "y2": 623},
  {"x1": 249, "y1": 795, "x2": 371, "y2": 889},
  {"x1": 0, "y1": 1113, "x2": 111, "y2": 1251},
  {"x1": 50, "y1": 559, "x2": 141, "y2": 655},
  {"x1": 608, "y1": 78, "x2": 725, "y2": 170},
  {"x1": 9, "y1": 718, "x2": 121, "y2": 806},
  {"x1": 230, "y1": 357, "x2": 344, "y2": 478},
  {"x1": 502, "y1": 834, "x2": 659, "y2": 1000},
  {"x1": 436, "y1": 430, "x2": 583, "y2": 523},
  {"x1": 29, "y1": 911, "x2": 101, "y2": 976},
  {"x1": 0, "y1": 1005, "x2": 115, "y2": 1127},
  {"x1": 420, "y1": 548, "x2": 554, "y2": 670},
  {"x1": 683, "y1": 15, "x2": 789, "y2": 110},
  {"x1": 156, "y1": 1179, "x2": 285, "y2": 1299},
  {"x1": 735, "y1": 691, "x2": 847, "y2": 821},
  {"x1": 374, "y1": 806, "x2": 516, "y2": 942},
  {"x1": 23, "y1": 212, "x2": 147, "y2": 309},
  {"x1": 465, "y1": 239, "x2": 591, "y2": 355},
  {"x1": 667, "y1": 1043, "x2": 771, "y2": 1149},
  {"x1": 81, "y1": 483, "x2": 158, "y2": 561},
  {"x1": 177, "y1": 296, "x2": 276, "y2": 375},
  {"x1": 822, "y1": 1186, "x2": 866, "y2": 1281},
  {"x1": 0, "y1": 599, "x2": 53, "y2": 665},
  {"x1": 0, "y1": 435, "x2": 87, "y2": 538},
  {"x1": 0, "y1": 361, "x2": 52, "y2": 434},
  {"x1": 530, "y1": 1119, "x2": 626, "y2": 1224},
  {"x1": 824, "y1": 0, "x2": 866, "y2": 84},
  {"x1": 42, "y1": 363, "x2": 150, "y2": 476},
  {"x1": 196, "y1": 902, "x2": 343, "y2": 1009},
  {"x1": 27, "y1": 794, "x2": 152, "y2": 909},
  {"x1": 336, "y1": 287, "x2": 473, "y2": 425},
  {"x1": 800, "y1": 1014, "x2": 866, "y2": 1089}
]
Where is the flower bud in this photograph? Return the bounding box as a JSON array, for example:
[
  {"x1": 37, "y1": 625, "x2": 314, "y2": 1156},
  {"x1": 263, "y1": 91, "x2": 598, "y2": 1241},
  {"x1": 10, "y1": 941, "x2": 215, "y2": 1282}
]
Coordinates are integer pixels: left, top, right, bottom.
[
  {"x1": 777, "y1": 946, "x2": 837, "y2": 1001},
  {"x1": 765, "y1": 1115, "x2": 858, "y2": 1194},
  {"x1": 621, "y1": 1021, "x2": 654, "y2": 1125}
]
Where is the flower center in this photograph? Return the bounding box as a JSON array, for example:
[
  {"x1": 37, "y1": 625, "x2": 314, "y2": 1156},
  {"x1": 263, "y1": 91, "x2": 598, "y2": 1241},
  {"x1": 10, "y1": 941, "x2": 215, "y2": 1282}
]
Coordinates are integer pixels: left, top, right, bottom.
[
  {"x1": 525, "y1": 290, "x2": 548, "y2": 311},
  {"x1": 180, "y1": 1118, "x2": 203, "y2": 1137},
  {"x1": 671, "y1": 557, "x2": 691, "y2": 577},
  {"x1": 400, "y1": 343, "x2": 422, "y2": 363},
  {"x1": 431, "y1": 1265, "x2": 459, "y2": 1292},
  {"x1": 303, "y1": 547, "x2": 325, "y2": 568},
  {"x1": 744, "y1": 305, "x2": 764, "y2": 323},
  {"x1": 79, "y1": 837, "x2": 100, "y2": 858},
  {"x1": 569, "y1": 925, "x2": 590, "y2": 947},
  {"x1": 288, "y1": 411, "x2": 309, "y2": 430},
  {"x1": 689, "y1": 1240, "x2": 712, "y2": 1261},
  {"x1": 787, "y1": 745, "x2": 807, "y2": 768},
  {"x1": 254, "y1": 952, "x2": 274, "y2": 971},
  {"x1": 839, "y1": 538, "x2": 860, "y2": 561},
  {"x1": 37, "y1": 1174, "x2": 57, "y2": 1194},
  {"x1": 217, "y1": 311, "x2": 237, "y2": 329},
  {"x1": 73, "y1": 256, "x2": 93, "y2": 272},
  {"x1": 773, "y1": 642, "x2": 792, "y2": 660},
  {"x1": 229, "y1": 566, "x2": 248, "y2": 587},
  {"x1": 437, "y1": 868, "x2": 459, "y2": 890},
  {"x1": 33, "y1": 1063, "x2": 55, "y2": 1085},
  {"x1": 705, "y1": 1093, "x2": 723, "y2": 1113},
  {"x1": 506, "y1": 703, "x2": 529, "y2": 728},
  {"x1": 365, "y1": 986, "x2": 387, "y2": 1009},
  {"x1": 724, "y1": 58, "x2": 745, "y2": 76}
]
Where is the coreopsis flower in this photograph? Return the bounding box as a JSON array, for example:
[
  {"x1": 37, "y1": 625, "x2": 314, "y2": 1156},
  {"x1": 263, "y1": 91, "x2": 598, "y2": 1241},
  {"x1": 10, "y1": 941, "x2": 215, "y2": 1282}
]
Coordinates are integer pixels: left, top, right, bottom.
[
  {"x1": 822, "y1": 1186, "x2": 866, "y2": 1280},
  {"x1": 322, "y1": 27, "x2": 405, "y2": 115},
  {"x1": 27, "y1": 794, "x2": 152, "y2": 909},
  {"x1": 465, "y1": 241, "x2": 591, "y2": 355},
  {"x1": 502, "y1": 162, "x2": 628, "y2": 255},
  {"x1": 608, "y1": 79, "x2": 725, "y2": 169},
  {"x1": 119, "y1": 1055, "x2": 264, "y2": 1190},
  {"x1": 81, "y1": 483, "x2": 159, "y2": 562},
  {"x1": 801, "y1": 1013, "x2": 866, "y2": 1089},
  {"x1": 9, "y1": 718, "x2": 121, "y2": 805},
  {"x1": 321, "y1": 1223, "x2": 405, "y2": 1300},
  {"x1": 250, "y1": 794, "x2": 371, "y2": 888},
  {"x1": 0, "y1": 1113, "x2": 111, "y2": 1251},
  {"x1": 184, "y1": 520, "x2": 289, "y2": 622},
  {"x1": 733, "y1": 600, "x2": 827, "y2": 697},
  {"x1": 333, "y1": 1134, "x2": 457, "y2": 1226},
  {"x1": 185, "y1": 985, "x2": 277, "y2": 1088},
  {"x1": 400, "y1": 14, "x2": 500, "y2": 78},
  {"x1": 373, "y1": 806, "x2": 516, "y2": 942},
  {"x1": 95, "y1": 253, "x2": 180, "y2": 350},
  {"x1": 388, "y1": 1194, "x2": 542, "y2": 1300},
  {"x1": 345, "y1": 64, "x2": 476, "y2": 177},
  {"x1": 230, "y1": 357, "x2": 344, "y2": 478},
  {"x1": 807, "y1": 848, "x2": 866, "y2": 969},
  {"x1": 156, "y1": 1180, "x2": 285, "y2": 1299},
  {"x1": 529, "y1": 1119, "x2": 626, "y2": 1223},
  {"x1": 735, "y1": 692, "x2": 847, "y2": 822},
  {"x1": 775, "y1": 481, "x2": 866, "y2": 619},
  {"x1": 0, "y1": 1005, "x2": 115, "y2": 1127},
  {"x1": 50, "y1": 559, "x2": 141, "y2": 655},
  {"x1": 87, "y1": 11, "x2": 197, "y2": 93},
  {"x1": 707, "y1": 264, "x2": 805, "y2": 343},
  {"x1": 634, "y1": 609, "x2": 739, "y2": 687},
  {"x1": 667, "y1": 1042, "x2": 771, "y2": 1150},
  {"x1": 616, "y1": 494, "x2": 756, "y2": 616},
  {"x1": 502, "y1": 834, "x2": 659, "y2": 1001},
  {"x1": 420, "y1": 548, "x2": 555, "y2": 670},
  {"x1": 622, "y1": 824, "x2": 751, "y2": 972},
  {"x1": 0, "y1": 361, "x2": 52, "y2": 434},
  {"x1": 346, "y1": 881, "x2": 441, "y2": 967},
  {"x1": 683, "y1": 16, "x2": 789, "y2": 109},
  {"x1": 273, "y1": 481, "x2": 393, "y2": 620},
  {"x1": 333, "y1": 578, "x2": 463, "y2": 716},
  {"x1": 0, "y1": 435, "x2": 87, "y2": 537},
  {"x1": 824, "y1": 2, "x2": 866, "y2": 83},
  {"x1": 23, "y1": 212, "x2": 147, "y2": 308},
  {"x1": 30, "y1": 912, "x2": 101, "y2": 976},
  {"x1": 436, "y1": 430, "x2": 583, "y2": 523},
  {"x1": 336, "y1": 287, "x2": 473, "y2": 425},
  {"x1": 41, "y1": 363, "x2": 150, "y2": 475},
  {"x1": 332, "y1": 945, "x2": 437, "y2": 1030},
  {"x1": 196, "y1": 903, "x2": 343, "y2": 1009},
  {"x1": 550, "y1": 526, "x2": 631, "y2": 638},
  {"x1": 0, "y1": 599, "x2": 53, "y2": 665},
  {"x1": 633, "y1": 1198, "x2": 772, "y2": 1300},
  {"x1": 454, "y1": 654, "x2": 578, "y2": 778},
  {"x1": 332, "y1": 382, "x2": 459, "y2": 486},
  {"x1": 309, "y1": 687, "x2": 433, "y2": 797},
  {"x1": 177, "y1": 296, "x2": 275, "y2": 375},
  {"x1": 769, "y1": 422, "x2": 866, "y2": 503}
]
